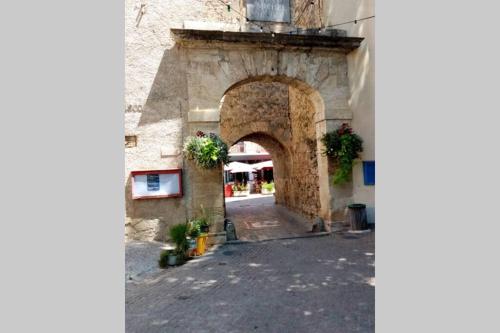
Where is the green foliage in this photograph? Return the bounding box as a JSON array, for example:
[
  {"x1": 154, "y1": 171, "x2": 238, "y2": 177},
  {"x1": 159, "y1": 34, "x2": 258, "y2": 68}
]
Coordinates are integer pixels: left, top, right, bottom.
[
  {"x1": 261, "y1": 181, "x2": 274, "y2": 191},
  {"x1": 169, "y1": 223, "x2": 189, "y2": 255},
  {"x1": 187, "y1": 220, "x2": 201, "y2": 238},
  {"x1": 232, "y1": 183, "x2": 248, "y2": 191},
  {"x1": 186, "y1": 205, "x2": 213, "y2": 238},
  {"x1": 321, "y1": 123, "x2": 363, "y2": 185},
  {"x1": 158, "y1": 250, "x2": 172, "y2": 268},
  {"x1": 183, "y1": 131, "x2": 229, "y2": 169},
  {"x1": 197, "y1": 205, "x2": 213, "y2": 229}
]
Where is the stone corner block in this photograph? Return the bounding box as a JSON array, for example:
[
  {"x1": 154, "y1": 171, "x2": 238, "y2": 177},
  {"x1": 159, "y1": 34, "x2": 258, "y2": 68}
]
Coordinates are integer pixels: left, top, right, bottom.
[{"x1": 188, "y1": 109, "x2": 220, "y2": 122}]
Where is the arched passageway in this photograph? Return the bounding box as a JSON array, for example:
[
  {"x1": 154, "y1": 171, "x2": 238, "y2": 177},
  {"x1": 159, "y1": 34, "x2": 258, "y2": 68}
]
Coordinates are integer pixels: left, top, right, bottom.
[
  {"x1": 220, "y1": 79, "x2": 322, "y2": 239},
  {"x1": 224, "y1": 137, "x2": 314, "y2": 241}
]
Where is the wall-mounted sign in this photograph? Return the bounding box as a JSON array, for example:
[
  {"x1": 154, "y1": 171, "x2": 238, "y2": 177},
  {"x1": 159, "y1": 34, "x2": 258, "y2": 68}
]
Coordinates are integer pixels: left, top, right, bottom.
[
  {"x1": 147, "y1": 174, "x2": 160, "y2": 191},
  {"x1": 246, "y1": 0, "x2": 291, "y2": 23},
  {"x1": 131, "y1": 169, "x2": 182, "y2": 199}
]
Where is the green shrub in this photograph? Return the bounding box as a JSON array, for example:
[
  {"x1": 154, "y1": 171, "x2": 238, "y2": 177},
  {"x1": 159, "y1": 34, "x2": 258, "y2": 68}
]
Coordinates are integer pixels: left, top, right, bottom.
[
  {"x1": 321, "y1": 123, "x2": 363, "y2": 185},
  {"x1": 183, "y1": 131, "x2": 229, "y2": 169},
  {"x1": 232, "y1": 183, "x2": 248, "y2": 191},
  {"x1": 197, "y1": 205, "x2": 213, "y2": 229},
  {"x1": 169, "y1": 223, "x2": 188, "y2": 255},
  {"x1": 187, "y1": 220, "x2": 201, "y2": 238},
  {"x1": 262, "y1": 181, "x2": 274, "y2": 191}
]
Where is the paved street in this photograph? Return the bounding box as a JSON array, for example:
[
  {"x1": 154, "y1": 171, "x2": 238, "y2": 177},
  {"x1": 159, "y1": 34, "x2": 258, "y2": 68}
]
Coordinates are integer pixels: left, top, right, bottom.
[
  {"x1": 126, "y1": 232, "x2": 375, "y2": 333},
  {"x1": 126, "y1": 240, "x2": 173, "y2": 282},
  {"x1": 226, "y1": 194, "x2": 314, "y2": 241}
]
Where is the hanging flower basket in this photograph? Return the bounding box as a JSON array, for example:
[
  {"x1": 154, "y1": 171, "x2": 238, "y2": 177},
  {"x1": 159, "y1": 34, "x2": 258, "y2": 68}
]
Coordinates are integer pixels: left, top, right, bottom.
[
  {"x1": 183, "y1": 131, "x2": 229, "y2": 169},
  {"x1": 321, "y1": 123, "x2": 363, "y2": 185}
]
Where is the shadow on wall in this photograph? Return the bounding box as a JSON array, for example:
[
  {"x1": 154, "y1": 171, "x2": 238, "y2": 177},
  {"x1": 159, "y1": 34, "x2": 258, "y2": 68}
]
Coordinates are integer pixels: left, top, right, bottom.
[
  {"x1": 125, "y1": 45, "x2": 190, "y2": 241},
  {"x1": 136, "y1": 45, "x2": 188, "y2": 127},
  {"x1": 347, "y1": 28, "x2": 372, "y2": 115}
]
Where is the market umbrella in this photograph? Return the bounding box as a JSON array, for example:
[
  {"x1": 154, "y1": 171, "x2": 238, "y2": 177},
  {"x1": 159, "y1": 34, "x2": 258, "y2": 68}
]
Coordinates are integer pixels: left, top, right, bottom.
[
  {"x1": 224, "y1": 161, "x2": 256, "y2": 173},
  {"x1": 251, "y1": 160, "x2": 273, "y2": 170}
]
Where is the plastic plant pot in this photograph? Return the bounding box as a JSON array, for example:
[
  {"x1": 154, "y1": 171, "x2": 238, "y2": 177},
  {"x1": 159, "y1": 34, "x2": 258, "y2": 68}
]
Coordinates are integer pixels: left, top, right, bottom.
[
  {"x1": 196, "y1": 234, "x2": 208, "y2": 255},
  {"x1": 168, "y1": 254, "x2": 177, "y2": 266}
]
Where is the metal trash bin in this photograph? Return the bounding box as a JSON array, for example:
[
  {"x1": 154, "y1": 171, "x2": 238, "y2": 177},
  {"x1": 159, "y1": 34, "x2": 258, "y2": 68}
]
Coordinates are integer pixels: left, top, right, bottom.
[{"x1": 347, "y1": 203, "x2": 368, "y2": 231}]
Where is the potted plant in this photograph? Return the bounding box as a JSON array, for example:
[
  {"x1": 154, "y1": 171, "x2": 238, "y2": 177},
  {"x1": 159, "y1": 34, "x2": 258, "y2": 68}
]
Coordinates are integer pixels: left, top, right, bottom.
[
  {"x1": 196, "y1": 232, "x2": 208, "y2": 256},
  {"x1": 158, "y1": 249, "x2": 170, "y2": 268},
  {"x1": 242, "y1": 183, "x2": 250, "y2": 196},
  {"x1": 187, "y1": 220, "x2": 200, "y2": 238},
  {"x1": 199, "y1": 218, "x2": 210, "y2": 233},
  {"x1": 166, "y1": 250, "x2": 177, "y2": 266},
  {"x1": 321, "y1": 123, "x2": 363, "y2": 185},
  {"x1": 232, "y1": 183, "x2": 249, "y2": 197},
  {"x1": 183, "y1": 131, "x2": 229, "y2": 169},
  {"x1": 168, "y1": 223, "x2": 189, "y2": 266},
  {"x1": 197, "y1": 205, "x2": 212, "y2": 233},
  {"x1": 187, "y1": 220, "x2": 200, "y2": 256},
  {"x1": 261, "y1": 181, "x2": 275, "y2": 194},
  {"x1": 187, "y1": 218, "x2": 208, "y2": 256},
  {"x1": 232, "y1": 184, "x2": 239, "y2": 196}
]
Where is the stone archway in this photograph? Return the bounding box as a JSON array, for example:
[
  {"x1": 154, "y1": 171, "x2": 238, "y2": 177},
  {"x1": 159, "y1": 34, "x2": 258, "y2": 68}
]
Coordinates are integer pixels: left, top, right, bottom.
[{"x1": 174, "y1": 30, "x2": 363, "y2": 232}]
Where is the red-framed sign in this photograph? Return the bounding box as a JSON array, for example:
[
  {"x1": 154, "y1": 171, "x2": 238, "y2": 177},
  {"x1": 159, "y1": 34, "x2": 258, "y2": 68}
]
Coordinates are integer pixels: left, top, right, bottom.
[{"x1": 131, "y1": 169, "x2": 182, "y2": 199}]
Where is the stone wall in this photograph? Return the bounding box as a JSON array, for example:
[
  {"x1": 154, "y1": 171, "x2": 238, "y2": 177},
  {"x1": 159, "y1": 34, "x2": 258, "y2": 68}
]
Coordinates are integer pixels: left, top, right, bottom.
[
  {"x1": 220, "y1": 81, "x2": 291, "y2": 146},
  {"x1": 292, "y1": 0, "x2": 324, "y2": 28},
  {"x1": 125, "y1": 0, "x2": 243, "y2": 240},
  {"x1": 289, "y1": 86, "x2": 320, "y2": 217},
  {"x1": 322, "y1": 0, "x2": 375, "y2": 223}
]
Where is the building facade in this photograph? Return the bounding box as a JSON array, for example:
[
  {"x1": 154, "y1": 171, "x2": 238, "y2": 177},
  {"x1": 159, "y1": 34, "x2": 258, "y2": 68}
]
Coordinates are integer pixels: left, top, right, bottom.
[{"x1": 125, "y1": 0, "x2": 375, "y2": 241}]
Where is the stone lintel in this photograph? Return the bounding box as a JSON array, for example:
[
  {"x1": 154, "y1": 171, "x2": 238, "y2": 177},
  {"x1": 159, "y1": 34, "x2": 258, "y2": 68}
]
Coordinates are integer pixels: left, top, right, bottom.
[
  {"x1": 171, "y1": 29, "x2": 363, "y2": 52},
  {"x1": 326, "y1": 108, "x2": 353, "y2": 120},
  {"x1": 315, "y1": 109, "x2": 353, "y2": 124}
]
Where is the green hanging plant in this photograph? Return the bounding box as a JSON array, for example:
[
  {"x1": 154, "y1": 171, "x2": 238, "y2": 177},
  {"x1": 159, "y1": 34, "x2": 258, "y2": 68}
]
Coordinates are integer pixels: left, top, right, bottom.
[
  {"x1": 321, "y1": 123, "x2": 363, "y2": 185},
  {"x1": 183, "y1": 131, "x2": 229, "y2": 169}
]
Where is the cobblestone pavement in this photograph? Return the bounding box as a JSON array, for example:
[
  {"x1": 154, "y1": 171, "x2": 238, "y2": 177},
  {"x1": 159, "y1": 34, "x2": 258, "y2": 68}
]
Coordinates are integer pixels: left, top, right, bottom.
[
  {"x1": 126, "y1": 241, "x2": 174, "y2": 282},
  {"x1": 225, "y1": 194, "x2": 313, "y2": 241},
  {"x1": 126, "y1": 232, "x2": 375, "y2": 333}
]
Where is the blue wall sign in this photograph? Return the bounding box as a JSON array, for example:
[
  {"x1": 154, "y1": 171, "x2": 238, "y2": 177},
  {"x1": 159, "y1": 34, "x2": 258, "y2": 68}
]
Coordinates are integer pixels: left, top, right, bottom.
[{"x1": 363, "y1": 161, "x2": 375, "y2": 186}]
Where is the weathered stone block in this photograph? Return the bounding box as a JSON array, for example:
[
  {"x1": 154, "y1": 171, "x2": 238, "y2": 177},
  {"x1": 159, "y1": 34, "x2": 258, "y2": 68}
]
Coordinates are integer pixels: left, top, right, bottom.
[
  {"x1": 188, "y1": 109, "x2": 220, "y2": 122},
  {"x1": 225, "y1": 221, "x2": 237, "y2": 241}
]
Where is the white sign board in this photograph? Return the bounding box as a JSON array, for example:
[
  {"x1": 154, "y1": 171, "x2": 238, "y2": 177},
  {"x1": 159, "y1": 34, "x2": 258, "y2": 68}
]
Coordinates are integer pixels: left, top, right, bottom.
[{"x1": 131, "y1": 170, "x2": 182, "y2": 199}]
